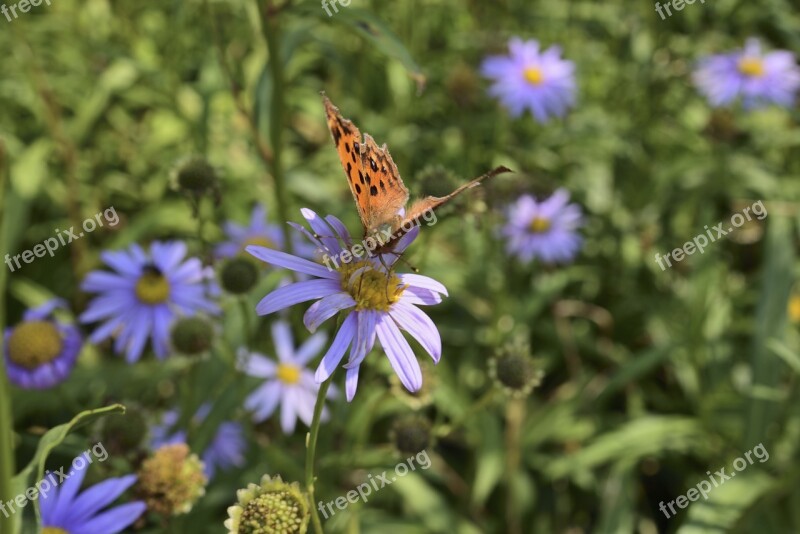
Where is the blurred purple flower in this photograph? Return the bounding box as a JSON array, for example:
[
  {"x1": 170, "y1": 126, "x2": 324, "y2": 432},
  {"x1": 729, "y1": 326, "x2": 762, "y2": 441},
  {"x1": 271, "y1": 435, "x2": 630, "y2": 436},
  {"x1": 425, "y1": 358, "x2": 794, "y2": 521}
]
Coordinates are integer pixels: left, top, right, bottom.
[
  {"x1": 238, "y1": 321, "x2": 336, "y2": 433},
  {"x1": 40, "y1": 462, "x2": 146, "y2": 534},
  {"x1": 215, "y1": 203, "x2": 317, "y2": 262},
  {"x1": 150, "y1": 404, "x2": 246, "y2": 479},
  {"x1": 246, "y1": 209, "x2": 446, "y2": 402},
  {"x1": 80, "y1": 241, "x2": 219, "y2": 363},
  {"x1": 481, "y1": 37, "x2": 576, "y2": 121},
  {"x1": 693, "y1": 38, "x2": 800, "y2": 108},
  {"x1": 215, "y1": 204, "x2": 284, "y2": 259},
  {"x1": 3, "y1": 299, "x2": 82, "y2": 389},
  {"x1": 502, "y1": 189, "x2": 583, "y2": 263}
]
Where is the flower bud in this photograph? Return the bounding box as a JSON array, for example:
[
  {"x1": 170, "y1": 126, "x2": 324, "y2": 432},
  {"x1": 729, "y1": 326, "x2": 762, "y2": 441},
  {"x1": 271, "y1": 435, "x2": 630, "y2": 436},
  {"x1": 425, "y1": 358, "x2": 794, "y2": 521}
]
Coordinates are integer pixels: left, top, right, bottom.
[
  {"x1": 220, "y1": 257, "x2": 259, "y2": 294},
  {"x1": 489, "y1": 341, "x2": 544, "y2": 398},
  {"x1": 138, "y1": 443, "x2": 207, "y2": 516},
  {"x1": 391, "y1": 415, "x2": 432, "y2": 456},
  {"x1": 225, "y1": 474, "x2": 309, "y2": 534},
  {"x1": 170, "y1": 316, "x2": 214, "y2": 355}
]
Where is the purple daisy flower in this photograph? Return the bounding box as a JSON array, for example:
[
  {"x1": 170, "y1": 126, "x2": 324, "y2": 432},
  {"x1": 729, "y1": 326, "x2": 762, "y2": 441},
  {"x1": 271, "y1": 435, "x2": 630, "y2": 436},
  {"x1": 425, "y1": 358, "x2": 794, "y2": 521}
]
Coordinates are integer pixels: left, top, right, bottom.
[
  {"x1": 246, "y1": 209, "x2": 446, "y2": 402},
  {"x1": 502, "y1": 189, "x2": 583, "y2": 263},
  {"x1": 215, "y1": 203, "x2": 317, "y2": 262},
  {"x1": 3, "y1": 299, "x2": 82, "y2": 389},
  {"x1": 238, "y1": 320, "x2": 336, "y2": 433},
  {"x1": 150, "y1": 404, "x2": 246, "y2": 479},
  {"x1": 79, "y1": 241, "x2": 219, "y2": 363},
  {"x1": 481, "y1": 37, "x2": 576, "y2": 121},
  {"x1": 40, "y1": 461, "x2": 146, "y2": 534},
  {"x1": 693, "y1": 38, "x2": 800, "y2": 108},
  {"x1": 214, "y1": 204, "x2": 285, "y2": 259}
]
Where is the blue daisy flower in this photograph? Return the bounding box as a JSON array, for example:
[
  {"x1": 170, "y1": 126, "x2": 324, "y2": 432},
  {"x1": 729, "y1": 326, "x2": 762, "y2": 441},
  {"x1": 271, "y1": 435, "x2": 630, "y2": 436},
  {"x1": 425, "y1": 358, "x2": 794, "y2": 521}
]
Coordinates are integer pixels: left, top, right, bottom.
[
  {"x1": 150, "y1": 404, "x2": 246, "y2": 479},
  {"x1": 693, "y1": 38, "x2": 800, "y2": 109},
  {"x1": 80, "y1": 241, "x2": 219, "y2": 363},
  {"x1": 214, "y1": 203, "x2": 317, "y2": 261},
  {"x1": 3, "y1": 299, "x2": 82, "y2": 389},
  {"x1": 238, "y1": 320, "x2": 337, "y2": 434},
  {"x1": 481, "y1": 37, "x2": 576, "y2": 121},
  {"x1": 40, "y1": 462, "x2": 146, "y2": 534},
  {"x1": 501, "y1": 189, "x2": 583, "y2": 263},
  {"x1": 247, "y1": 209, "x2": 446, "y2": 402}
]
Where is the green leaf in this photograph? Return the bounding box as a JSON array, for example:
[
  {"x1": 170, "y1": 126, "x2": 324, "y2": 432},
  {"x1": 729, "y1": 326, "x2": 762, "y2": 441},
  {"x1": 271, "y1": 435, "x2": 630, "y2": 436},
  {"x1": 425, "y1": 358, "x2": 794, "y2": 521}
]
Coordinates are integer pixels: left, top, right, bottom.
[
  {"x1": 471, "y1": 413, "x2": 504, "y2": 506},
  {"x1": 9, "y1": 404, "x2": 126, "y2": 527},
  {"x1": 767, "y1": 338, "x2": 800, "y2": 376},
  {"x1": 546, "y1": 417, "x2": 714, "y2": 479},
  {"x1": 9, "y1": 139, "x2": 52, "y2": 199},
  {"x1": 304, "y1": 6, "x2": 425, "y2": 89},
  {"x1": 678, "y1": 470, "x2": 775, "y2": 533},
  {"x1": 745, "y1": 217, "x2": 794, "y2": 446}
]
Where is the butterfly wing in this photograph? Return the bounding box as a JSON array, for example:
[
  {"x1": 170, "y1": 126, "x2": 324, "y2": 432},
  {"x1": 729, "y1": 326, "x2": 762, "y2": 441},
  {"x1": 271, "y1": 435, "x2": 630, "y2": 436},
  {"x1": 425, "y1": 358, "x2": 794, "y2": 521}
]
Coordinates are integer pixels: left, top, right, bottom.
[
  {"x1": 359, "y1": 133, "x2": 409, "y2": 233},
  {"x1": 379, "y1": 165, "x2": 512, "y2": 252},
  {"x1": 323, "y1": 94, "x2": 370, "y2": 233}
]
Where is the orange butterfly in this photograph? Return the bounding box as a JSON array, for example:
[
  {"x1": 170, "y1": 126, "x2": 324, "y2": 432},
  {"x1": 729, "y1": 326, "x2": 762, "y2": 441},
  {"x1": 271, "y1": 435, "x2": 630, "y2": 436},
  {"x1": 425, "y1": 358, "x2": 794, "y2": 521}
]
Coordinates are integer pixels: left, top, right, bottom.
[{"x1": 322, "y1": 94, "x2": 510, "y2": 256}]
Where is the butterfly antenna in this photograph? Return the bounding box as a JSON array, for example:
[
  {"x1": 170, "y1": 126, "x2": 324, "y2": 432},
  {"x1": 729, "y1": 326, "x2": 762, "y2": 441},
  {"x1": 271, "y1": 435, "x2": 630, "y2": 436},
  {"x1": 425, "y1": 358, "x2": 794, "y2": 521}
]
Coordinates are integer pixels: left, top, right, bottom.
[{"x1": 393, "y1": 250, "x2": 419, "y2": 273}]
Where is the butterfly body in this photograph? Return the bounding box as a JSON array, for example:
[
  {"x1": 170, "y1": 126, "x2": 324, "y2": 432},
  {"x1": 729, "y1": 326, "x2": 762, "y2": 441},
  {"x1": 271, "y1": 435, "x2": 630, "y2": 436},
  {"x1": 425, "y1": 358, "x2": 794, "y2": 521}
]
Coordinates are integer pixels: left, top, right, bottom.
[{"x1": 323, "y1": 94, "x2": 510, "y2": 256}]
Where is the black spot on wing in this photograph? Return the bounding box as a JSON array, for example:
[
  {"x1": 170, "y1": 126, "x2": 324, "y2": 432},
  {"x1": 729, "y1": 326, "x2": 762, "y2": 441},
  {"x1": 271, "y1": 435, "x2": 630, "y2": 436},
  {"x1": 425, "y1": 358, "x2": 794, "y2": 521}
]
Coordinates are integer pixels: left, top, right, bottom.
[
  {"x1": 380, "y1": 180, "x2": 386, "y2": 192},
  {"x1": 370, "y1": 185, "x2": 378, "y2": 196},
  {"x1": 359, "y1": 171, "x2": 365, "y2": 184},
  {"x1": 355, "y1": 184, "x2": 362, "y2": 194},
  {"x1": 345, "y1": 142, "x2": 350, "y2": 153},
  {"x1": 332, "y1": 126, "x2": 342, "y2": 146},
  {"x1": 369, "y1": 158, "x2": 378, "y2": 172},
  {"x1": 353, "y1": 141, "x2": 360, "y2": 153}
]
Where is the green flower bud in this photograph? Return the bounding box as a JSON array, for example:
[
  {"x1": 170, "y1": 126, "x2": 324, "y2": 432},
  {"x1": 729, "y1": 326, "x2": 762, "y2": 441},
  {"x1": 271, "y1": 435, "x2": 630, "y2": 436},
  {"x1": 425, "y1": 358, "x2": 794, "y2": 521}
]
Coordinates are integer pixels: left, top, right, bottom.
[
  {"x1": 220, "y1": 257, "x2": 259, "y2": 294},
  {"x1": 171, "y1": 316, "x2": 214, "y2": 355},
  {"x1": 489, "y1": 341, "x2": 544, "y2": 398},
  {"x1": 138, "y1": 443, "x2": 207, "y2": 516},
  {"x1": 391, "y1": 415, "x2": 432, "y2": 456},
  {"x1": 225, "y1": 474, "x2": 309, "y2": 534}
]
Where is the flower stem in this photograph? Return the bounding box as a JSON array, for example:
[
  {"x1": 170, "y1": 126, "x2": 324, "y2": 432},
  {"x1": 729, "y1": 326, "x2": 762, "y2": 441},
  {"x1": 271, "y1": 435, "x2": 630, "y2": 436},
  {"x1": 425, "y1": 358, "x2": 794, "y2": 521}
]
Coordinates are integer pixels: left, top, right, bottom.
[
  {"x1": 0, "y1": 143, "x2": 15, "y2": 534},
  {"x1": 259, "y1": 0, "x2": 294, "y2": 257},
  {"x1": 305, "y1": 376, "x2": 332, "y2": 534}
]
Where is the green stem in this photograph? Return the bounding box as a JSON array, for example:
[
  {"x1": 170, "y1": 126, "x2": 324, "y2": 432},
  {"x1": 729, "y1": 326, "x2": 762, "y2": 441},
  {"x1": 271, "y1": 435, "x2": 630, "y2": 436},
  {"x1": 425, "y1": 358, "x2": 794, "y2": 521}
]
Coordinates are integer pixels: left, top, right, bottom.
[
  {"x1": 0, "y1": 140, "x2": 15, "y2": 534},
  {"x1": 239, "y1": 296, "x2": 253, "y2": 346},
  {"x1": 305, "y1": 376, "x2": 333, "y2": 534},
  {"x1": 260, "y1": 0, "x2": 294, "y2": 257}
]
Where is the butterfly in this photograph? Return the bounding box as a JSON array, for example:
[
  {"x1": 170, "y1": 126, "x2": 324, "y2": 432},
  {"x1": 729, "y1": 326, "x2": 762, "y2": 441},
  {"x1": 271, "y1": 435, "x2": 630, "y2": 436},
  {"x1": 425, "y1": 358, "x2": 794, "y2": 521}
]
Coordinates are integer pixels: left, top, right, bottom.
[{"x1": 322, "y1": 93, "x2": 510, "y2": 257}]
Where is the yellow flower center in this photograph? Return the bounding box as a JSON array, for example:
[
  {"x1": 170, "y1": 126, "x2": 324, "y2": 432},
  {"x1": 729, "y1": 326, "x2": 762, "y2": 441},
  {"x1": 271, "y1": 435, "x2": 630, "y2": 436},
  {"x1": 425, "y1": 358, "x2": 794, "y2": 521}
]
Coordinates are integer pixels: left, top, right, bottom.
[
  {"x1": 738, "y1": 57, "x2": 765, "y2": 78},
  {"x1": 41, "y1": 528, "x2": 70, "y2": 534},
  {"x1": 7, "y1": 321, "x2": 63, "y2": 369},
  {"x1": 528, "y1": 217, "x2": 551, "y2": 233},
  {"x1": 135, "y1": 269, "x2": 170, "y2": 305},
  {"x1": 276, "y1": 364, "x2": 301, "y2": 385},
  {"x1": 523, "y1": 67, "x2": 544, "y2": 86},
  {"x1": 789, "y1": 295, "x2": 800, "y2": 324},
  {"x1": 242, "y1": 236, "x2": 277, "y2": 251},
  {"x1": 340, "y1": 260, "x2": 406, "y2": 312}
]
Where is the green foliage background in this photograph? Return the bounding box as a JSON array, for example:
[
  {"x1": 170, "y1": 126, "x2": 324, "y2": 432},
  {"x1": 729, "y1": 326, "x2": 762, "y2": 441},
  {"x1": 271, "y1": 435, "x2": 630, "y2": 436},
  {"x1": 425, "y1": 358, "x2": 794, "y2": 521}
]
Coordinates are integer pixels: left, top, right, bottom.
[{"x1": 1, "y1": 0, "x2": 800, "y2": 532}]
